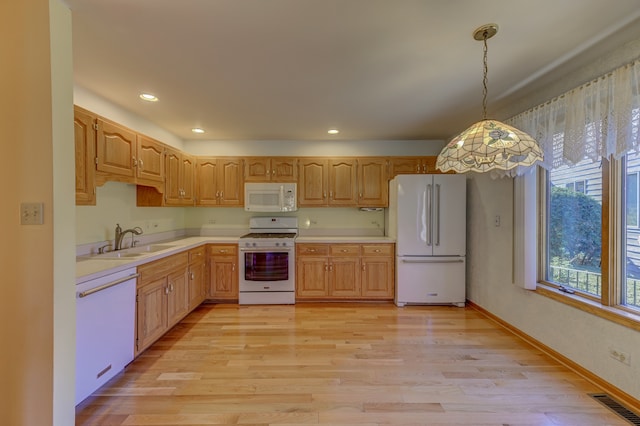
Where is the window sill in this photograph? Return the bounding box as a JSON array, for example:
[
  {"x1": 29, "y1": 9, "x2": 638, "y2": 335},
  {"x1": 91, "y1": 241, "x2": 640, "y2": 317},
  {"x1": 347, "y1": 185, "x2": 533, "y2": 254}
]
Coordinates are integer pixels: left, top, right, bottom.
[{"x1": 536, "y1": 283, "x2": 640, "y2": 332}]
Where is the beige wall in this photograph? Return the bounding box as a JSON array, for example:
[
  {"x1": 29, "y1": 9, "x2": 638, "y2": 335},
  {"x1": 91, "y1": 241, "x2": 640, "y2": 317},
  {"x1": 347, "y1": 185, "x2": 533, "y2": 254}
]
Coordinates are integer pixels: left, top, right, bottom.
[
  {"x1": 0, "y1": 1, "x2": 73, "y2": 425},
  {"x1": 50, "y1": 1, "x2": 77, "y2": 424}
]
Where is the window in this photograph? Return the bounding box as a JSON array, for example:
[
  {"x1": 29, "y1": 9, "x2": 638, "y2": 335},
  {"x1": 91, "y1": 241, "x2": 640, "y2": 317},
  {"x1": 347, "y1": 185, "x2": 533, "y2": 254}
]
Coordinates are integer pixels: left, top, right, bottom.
[
  {"x1": 545, "y1": 160, "x2": 602, "y2": 297},
  {"x1": 564, "y1": 180, "x2": 586, "y2": 193},
  {"x1": 542, "y1": 153, "x2": 640, "y2": 313},
  {"x1": 624, "y1": 153, "x2": 640, "y2": 309}
]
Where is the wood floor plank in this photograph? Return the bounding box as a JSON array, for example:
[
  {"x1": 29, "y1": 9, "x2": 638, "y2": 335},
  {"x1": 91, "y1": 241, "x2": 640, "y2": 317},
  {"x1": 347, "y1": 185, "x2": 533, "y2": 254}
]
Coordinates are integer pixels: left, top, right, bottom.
[{"x1": 76, "y1": 303, "x2": 630, "y2": 425}]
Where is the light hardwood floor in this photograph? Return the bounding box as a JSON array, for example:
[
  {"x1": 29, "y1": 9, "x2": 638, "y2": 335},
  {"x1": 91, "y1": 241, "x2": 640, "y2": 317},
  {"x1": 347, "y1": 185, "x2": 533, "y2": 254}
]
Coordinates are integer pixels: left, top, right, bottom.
[{"x1": 76, "y1": 303, "x2": 630, "y2": 425}]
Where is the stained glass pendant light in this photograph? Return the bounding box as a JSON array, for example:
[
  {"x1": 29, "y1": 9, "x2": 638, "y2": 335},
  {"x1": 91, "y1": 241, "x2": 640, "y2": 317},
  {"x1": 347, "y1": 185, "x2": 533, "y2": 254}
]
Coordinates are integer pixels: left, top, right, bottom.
[{"x1": 436, "y1": 24, "x2": 543, "y2": 173}]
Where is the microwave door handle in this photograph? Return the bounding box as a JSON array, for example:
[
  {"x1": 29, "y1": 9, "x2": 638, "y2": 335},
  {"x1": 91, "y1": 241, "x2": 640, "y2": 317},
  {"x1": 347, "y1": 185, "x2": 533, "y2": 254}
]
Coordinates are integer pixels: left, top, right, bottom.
[{"x1": 279, "y1": 185, "x2": 284, "y2": 210}]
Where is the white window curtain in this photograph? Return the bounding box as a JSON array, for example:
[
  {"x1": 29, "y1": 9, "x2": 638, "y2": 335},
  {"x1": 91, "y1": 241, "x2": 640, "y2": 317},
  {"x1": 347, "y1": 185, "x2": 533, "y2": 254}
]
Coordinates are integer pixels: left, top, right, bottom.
[{"x1": 506, "y1": 59, "x2": 640, "y2": 170}]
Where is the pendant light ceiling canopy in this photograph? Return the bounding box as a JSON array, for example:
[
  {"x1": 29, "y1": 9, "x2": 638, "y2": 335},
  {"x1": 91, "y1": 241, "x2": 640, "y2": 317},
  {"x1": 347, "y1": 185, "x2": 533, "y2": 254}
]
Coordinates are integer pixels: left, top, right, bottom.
[{"x1": 436, "y1": 24, "x2": 543, "y2": 174}]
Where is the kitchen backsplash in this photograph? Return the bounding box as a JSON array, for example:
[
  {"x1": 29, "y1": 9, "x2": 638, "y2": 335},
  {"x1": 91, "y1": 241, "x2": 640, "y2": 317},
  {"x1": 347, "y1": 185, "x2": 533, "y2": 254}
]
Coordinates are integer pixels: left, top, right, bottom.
[{"x1": 77, "y1": 181, "x2": 385, "y2": 246}]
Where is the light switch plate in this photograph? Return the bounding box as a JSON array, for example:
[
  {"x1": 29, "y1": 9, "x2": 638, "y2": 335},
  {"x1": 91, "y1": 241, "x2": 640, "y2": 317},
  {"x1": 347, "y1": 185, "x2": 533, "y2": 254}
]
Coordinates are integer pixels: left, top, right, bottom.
[{"x1": 21, "y1": 202, "x2": 44, "y2": 225}]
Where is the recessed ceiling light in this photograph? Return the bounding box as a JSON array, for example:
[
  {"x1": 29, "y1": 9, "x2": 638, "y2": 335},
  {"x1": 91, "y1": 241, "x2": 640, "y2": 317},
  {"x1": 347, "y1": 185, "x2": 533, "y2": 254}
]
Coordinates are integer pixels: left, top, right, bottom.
[
  {"x1": 191, "y1": 128, "x2": 205, "y2": 134},
  {"x1": 139, "y1": 93, "x2": 158, "y2": 102},
  {"x1": 328, "y1": 129, "x2": 339, "y2": 135}
]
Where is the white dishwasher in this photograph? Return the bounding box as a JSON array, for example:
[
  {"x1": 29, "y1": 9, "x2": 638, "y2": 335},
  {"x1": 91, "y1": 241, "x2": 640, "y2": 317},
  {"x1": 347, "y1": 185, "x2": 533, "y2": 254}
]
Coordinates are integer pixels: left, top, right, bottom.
[{"x1": 75, "y1": 267, "x2": 138, "y2": 405}]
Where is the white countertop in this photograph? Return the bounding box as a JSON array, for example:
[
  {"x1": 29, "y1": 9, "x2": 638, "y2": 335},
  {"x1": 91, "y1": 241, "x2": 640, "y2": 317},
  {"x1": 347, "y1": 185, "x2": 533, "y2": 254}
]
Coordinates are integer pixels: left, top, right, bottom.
[
  {"x1": 295, "y1": 236, "x2": 395, "y2": 243},
  {"x1": 77, "y1": 234, "x2": 396, "y2": 284}
]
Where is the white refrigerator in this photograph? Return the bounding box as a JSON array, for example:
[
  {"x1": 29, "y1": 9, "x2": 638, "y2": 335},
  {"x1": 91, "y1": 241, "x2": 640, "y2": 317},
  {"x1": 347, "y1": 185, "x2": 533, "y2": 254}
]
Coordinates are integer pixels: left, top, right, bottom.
[{"x1": 386, "y1": 174, "x2": 467, "y2": 307}]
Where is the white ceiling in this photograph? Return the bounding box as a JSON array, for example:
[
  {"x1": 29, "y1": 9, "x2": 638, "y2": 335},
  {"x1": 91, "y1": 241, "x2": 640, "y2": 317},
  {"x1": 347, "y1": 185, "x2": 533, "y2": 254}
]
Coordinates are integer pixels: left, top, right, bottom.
[{"x1": 65, "y1": 0, "x2": 640, "y2": 142}]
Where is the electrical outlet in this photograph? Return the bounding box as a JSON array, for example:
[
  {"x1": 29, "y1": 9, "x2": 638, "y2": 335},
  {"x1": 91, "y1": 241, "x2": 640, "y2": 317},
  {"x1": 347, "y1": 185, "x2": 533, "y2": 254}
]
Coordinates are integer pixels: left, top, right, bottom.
[
  {"x1": 20, "y1": 202, "x2": 44, "y2": 225},
  {"x1": 609, "y1": 347, "x2": 630, "y2": 365},
  {"x1": 208, "y1": 218, "x2": 216, "y2": 224},
  {"x1": 494, "y1": 215, "x2": 501, "y2": 227}
]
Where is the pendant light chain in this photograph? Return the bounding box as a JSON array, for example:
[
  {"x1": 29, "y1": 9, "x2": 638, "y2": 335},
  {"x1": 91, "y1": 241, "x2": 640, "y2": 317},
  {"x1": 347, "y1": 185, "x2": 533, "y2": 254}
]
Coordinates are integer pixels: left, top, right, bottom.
[{"x1": 482, "y1": 33, "x2": 489, "y2": 120}]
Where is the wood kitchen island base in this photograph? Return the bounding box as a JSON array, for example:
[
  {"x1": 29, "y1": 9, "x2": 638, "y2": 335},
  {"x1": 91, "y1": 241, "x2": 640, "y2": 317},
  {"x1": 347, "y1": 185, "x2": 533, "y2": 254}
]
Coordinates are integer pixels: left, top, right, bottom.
[{"x1": 76, "y1": 303, "x2": 629, "y2": 426}]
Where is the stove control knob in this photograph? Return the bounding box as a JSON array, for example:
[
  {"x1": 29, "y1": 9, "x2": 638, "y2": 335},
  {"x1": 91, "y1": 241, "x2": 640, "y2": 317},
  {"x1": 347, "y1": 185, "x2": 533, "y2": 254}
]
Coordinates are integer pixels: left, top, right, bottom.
[{"x1": 252, "y1": 242, "x2": 257, "y2": 247}]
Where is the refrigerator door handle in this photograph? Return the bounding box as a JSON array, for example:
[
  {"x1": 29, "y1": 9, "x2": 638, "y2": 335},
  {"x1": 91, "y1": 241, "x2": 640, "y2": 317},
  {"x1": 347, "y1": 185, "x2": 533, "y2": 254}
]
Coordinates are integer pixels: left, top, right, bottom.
[
  {"x1": 426, "y1": 184, "x2": 432, "y2": 246},
  {"x1": 401, "y1": 258, "x2": 464, "y2": 264},
  {"x1": 435, "y1": 183, "x2": 441, "y2": 246}
]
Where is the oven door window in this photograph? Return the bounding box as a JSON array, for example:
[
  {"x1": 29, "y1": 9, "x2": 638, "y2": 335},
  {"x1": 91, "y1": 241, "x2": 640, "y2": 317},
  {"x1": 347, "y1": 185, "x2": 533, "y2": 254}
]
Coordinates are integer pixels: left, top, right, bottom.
[{"x1": 244, "y1": 252, "x2": 289, "y2": 281}]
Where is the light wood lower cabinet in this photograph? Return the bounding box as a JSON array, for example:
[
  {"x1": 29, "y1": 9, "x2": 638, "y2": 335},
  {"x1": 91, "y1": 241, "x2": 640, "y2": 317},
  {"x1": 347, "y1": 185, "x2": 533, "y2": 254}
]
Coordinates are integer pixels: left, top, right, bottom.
[
  {"x1": 296, "y1": 243, "x2": 394, "y2": 300},
  {"x1": 187, "y1": 246, "x2": 207, "y2": 311},
  {"x1": 136, "y1": 252, "x2": 190, "y2": 355},
  {"x1": 207, "y1": 244, "x2": 238, "y2": 301}
]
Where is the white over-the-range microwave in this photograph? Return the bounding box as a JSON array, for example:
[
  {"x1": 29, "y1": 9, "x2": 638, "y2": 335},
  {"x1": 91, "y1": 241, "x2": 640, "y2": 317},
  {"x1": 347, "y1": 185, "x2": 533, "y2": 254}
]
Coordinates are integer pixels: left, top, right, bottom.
[{"x1": 244, "y1": 182, "x2": 297, "y2": 212}]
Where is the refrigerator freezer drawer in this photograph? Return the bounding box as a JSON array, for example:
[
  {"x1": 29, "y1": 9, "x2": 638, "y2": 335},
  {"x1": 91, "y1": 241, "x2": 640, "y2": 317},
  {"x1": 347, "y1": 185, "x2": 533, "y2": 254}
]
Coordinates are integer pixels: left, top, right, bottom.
[{"x1": 395, "y1": 256, "x2": 465, "y2": 307}]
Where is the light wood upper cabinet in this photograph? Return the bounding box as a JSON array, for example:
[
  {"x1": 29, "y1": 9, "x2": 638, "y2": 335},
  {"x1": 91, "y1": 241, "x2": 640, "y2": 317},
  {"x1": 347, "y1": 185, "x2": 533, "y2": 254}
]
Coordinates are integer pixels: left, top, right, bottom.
[
  {"x1": 357, "y1": 158, "x2": 388, "y2": 207},
  {"x1": 74, "y1": 106, "x2": 96, "y2": 205},
  {"x1": 328, "y1": 159, "x2": 357, "y2": 206},
  {"x1": 165, "y1": 148, "x2": 194, "y2": 206},
  {"x1": 95, "y1": 118, "x2": 137, "y2": 183},
  {"x1": 195, "y1": 157, "x2": 243, "y2": 206},
  {"x1": 136, "y1": 135, "x2": 165, "y2": 184},
  {"x1": 298, "y1": 159, "x2": 329, "y2": 206},
  {"x1": 244, "y1": 157, "x2": 297, "y2": 182},
  {"x1": 390, "y1": 156, "x2": 446, "y2": 177}
]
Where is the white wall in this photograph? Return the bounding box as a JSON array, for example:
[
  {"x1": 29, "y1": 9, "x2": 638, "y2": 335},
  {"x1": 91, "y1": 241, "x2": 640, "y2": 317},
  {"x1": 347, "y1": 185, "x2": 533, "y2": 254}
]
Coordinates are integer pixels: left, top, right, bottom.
[
  {"x1": 185, "y1": 138, "x2": 444, "y2": 157},
  {"x1": 74, "y1": 86, "x2": 185, "y2": 151},
  {"x1": 76, "y1": 182, "x2": 185, "y2": 245},
  {"x1": 466, "y1": 173, "x2": 640, "y2": 400}
]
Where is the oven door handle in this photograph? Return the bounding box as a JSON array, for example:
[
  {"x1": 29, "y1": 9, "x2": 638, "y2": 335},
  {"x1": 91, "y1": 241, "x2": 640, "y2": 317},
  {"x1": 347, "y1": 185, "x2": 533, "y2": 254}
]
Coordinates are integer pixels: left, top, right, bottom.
[{"x1": 239, "y1": 247, "x2": 293, "y2": 252}]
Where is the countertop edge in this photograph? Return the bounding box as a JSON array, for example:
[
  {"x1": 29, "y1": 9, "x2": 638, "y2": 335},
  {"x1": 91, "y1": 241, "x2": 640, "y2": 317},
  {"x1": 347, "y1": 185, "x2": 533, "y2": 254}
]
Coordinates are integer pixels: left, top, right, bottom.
[{"x1": 77, "y1": 235, "x2": 396, "y2": 283}]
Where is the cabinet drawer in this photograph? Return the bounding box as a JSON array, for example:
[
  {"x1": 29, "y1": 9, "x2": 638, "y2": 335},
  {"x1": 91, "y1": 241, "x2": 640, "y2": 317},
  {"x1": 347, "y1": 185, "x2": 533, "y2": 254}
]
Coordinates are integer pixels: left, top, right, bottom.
[
  {"x1": 361, "y1": 244, "x2": 394, "y2": 256},
  {"x1": 138, "y1": 251, "x2": 189, "y2": 284},
  {"x1": 329, "y1": 244, "x2": 360, "y2": 256},
  {"x1": 208, "y1": 244, "x2": 238, "y2": 256},
  {"x1": 297, "y1": 244, "x2": 329, "y2": 256},
  {"x1": 188, "y1": 246, "x2": 206, "y2": 263}
]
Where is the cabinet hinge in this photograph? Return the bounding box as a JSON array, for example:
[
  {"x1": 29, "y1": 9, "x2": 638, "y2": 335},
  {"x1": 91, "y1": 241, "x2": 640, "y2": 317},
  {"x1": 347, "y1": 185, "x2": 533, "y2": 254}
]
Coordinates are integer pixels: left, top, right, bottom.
[
  {"x1": 92, "y1": 123, "x2": 99, "y2": 131},
  {"x1": 94, "y1": 157, "x2": 98, "y2": 165}
]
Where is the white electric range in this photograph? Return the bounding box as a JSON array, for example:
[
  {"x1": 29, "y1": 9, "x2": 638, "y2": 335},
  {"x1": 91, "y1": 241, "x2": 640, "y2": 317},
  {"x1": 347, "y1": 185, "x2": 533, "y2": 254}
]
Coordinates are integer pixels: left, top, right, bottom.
[{"x1": 238, "y1": 217, "x2": 297, "y2": 304}]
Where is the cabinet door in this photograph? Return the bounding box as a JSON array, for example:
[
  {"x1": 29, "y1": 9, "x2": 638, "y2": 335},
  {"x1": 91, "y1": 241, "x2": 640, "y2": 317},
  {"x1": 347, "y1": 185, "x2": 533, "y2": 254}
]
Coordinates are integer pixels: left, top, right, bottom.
[
  {"x1": 390, "y1": 157, "x2": 423, "y2": 177},
  {"x1": 329, "y1": 257, "x2": 360, "y2": 297},
  {"x1": 218, "y1": 158, "x2": 243, "y2": 206},
  {"x1": 96, "y1": 118, "x2": 136, "y2": 179},
  {"x1": 361, "y1": 256, "x2": 394, "y2": 298},
  {"x1": 164, "y1": 148, "x2": 183, "y2": 205},
  {"x1": 272, "y1": 158, "x2": 297, "y2": 182},
  {"x1": 196, "y1": 158, "x2": 219, "y2": 206},
  {"x1": 167, "y1": 269, "x2": 189, "y2": 326},
  {"x1": 298, "y1": 159, "x2": 328, "y2": 206},
  {"x1": 208, "y1": 255, "x2": 238, "y2": 300},
  {"x1": 244, "y1": 157, "x2": 270, "y2": 182},
  {"x1": 329, "y1": 159, "x2": 357, "y2": 206},
  {"x1": 296, "y1": 256, "x2": 329, "y2": 298},
  {"x1": 357, "y1": 158, "x2": 388, "y2": 207},
  {"x1": 136, "y1": 277, "x2": 167, "y2": 354},
  {"x1": 136, "y1": 135, "x2": 165, "y2": 184},
  {"x1": 74, "y1": 107, "x2": 96, "y2": 205},
  {"x1": 188, "y1": 261, "x2": 206, "y2": 310},
  {"x1": 181, "y1": 154, "x2": 196, "y2": 205}
]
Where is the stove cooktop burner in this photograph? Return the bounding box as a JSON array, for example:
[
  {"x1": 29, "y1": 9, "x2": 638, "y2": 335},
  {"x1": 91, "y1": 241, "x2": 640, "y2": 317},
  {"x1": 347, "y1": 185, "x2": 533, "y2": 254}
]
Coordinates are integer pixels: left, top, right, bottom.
[{"x1": 240, "y1": 232, "x2": 297, "y2": 239}]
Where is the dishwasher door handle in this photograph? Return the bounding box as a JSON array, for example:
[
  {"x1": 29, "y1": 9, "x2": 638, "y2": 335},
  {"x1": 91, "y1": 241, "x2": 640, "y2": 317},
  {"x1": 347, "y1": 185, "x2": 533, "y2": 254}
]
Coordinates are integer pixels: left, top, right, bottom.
[{"x1": 78, "y1": 273, "x2": 140, "y2": 298}]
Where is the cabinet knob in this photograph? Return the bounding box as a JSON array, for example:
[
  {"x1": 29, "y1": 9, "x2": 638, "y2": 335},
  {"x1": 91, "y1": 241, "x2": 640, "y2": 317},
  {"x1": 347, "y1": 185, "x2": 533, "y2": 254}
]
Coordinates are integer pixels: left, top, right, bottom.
[{"x1": 374, "y1": 249, "x2": 381, "y2": 253}]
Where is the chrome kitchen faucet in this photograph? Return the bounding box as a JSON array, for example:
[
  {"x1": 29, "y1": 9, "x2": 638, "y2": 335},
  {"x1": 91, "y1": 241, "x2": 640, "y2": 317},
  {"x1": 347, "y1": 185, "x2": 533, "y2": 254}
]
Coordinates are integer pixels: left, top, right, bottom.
[{"x1": 114, "y1": 223, "x2": 143, "y2": 251}]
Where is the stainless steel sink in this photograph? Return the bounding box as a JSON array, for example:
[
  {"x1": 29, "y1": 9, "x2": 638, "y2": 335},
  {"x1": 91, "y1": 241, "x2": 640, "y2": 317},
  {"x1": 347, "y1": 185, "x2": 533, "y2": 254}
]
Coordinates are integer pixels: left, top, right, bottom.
[{"x1": 86, "y1": 244, "x2": 175, "y2": 259}]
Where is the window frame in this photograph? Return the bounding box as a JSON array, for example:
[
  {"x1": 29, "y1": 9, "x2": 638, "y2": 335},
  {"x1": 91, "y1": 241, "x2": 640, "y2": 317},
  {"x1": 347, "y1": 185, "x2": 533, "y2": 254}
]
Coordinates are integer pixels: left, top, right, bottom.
[{"x1": 537, "y1": 157, "x2": 640, "y2": 331}]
